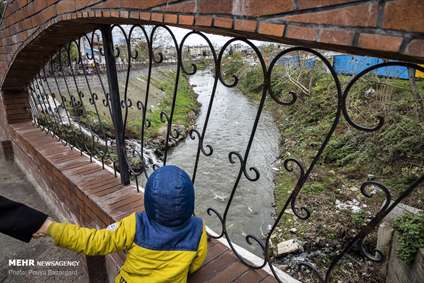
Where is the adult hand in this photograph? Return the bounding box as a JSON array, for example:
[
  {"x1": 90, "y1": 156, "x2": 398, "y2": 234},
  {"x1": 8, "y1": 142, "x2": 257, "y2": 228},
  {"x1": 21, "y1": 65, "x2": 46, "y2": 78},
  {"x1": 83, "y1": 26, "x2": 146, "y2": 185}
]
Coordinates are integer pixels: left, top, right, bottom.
[{"x1": 32, "y1": 218, "x2": 54, "y2": 238}]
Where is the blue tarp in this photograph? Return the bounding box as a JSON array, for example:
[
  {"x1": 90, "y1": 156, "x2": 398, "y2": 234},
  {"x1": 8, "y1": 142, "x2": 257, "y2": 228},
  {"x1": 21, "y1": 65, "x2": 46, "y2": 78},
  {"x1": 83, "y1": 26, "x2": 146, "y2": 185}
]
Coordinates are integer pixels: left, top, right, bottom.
[
  {"x1": 275, "y1": 54, "x2": 412, "y2": 79},
  {"x1": 333, "y1": 55, "x2": 410, "y2": 79},
  {"x1": 276, "y1": 56, "x2": 316, "y2": 69}
]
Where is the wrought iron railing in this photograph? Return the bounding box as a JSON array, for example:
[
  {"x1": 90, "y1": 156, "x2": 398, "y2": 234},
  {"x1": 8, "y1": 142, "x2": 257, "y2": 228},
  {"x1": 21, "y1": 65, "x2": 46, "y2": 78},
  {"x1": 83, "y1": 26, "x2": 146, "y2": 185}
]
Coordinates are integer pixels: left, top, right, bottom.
[{"x1": 27, "y1": 24, "x2": 423, "y2": 282}]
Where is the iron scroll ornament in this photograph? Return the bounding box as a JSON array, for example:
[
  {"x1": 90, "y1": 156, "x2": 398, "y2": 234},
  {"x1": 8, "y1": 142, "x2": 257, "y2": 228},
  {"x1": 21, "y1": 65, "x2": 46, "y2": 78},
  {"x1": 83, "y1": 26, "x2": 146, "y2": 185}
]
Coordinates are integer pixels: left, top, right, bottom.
[
  {"x1": 151, "y1": 24, "x2": 182, "y2": 167},
  {"x1": 68, "y1": 38, "x2": 111, "y2": 164},
  {"x1": 203, "y1": 43, "x2": 344, "y2": 274},
  {"x1": 286, "y1": 62, "x2": 424, "y2": 283},
  {"x1": 110, "y1": 24, "x2": 153, "y2": 184},
  {"x1": 204, "y1": 37, "x2": 270, "y2": 269},
  {"x1": 201, "y1": 46, "x2": 423, "y2": 282},
  {"x1": 179, "y1": 30, "x2": 218, "y2": 183},
  {"x1": 309, "y1": 62, "x2": 424, "y2": 281},
  {"x1": 25, "y1": 24, "x2": 424, "y2": 283}
]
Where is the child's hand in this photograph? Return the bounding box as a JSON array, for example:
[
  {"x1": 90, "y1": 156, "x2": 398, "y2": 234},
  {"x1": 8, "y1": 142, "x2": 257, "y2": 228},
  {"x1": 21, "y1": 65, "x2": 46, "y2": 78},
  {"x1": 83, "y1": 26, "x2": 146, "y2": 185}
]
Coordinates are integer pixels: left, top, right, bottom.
[{"x1": 32, "y1": 218, "x2": 54, "y2": 238}]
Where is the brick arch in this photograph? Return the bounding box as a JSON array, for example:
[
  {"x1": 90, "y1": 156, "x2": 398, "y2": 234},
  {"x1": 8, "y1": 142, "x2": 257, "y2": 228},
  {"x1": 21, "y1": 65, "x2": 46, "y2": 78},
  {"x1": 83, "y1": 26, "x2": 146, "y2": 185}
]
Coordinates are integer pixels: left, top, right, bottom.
[
  {"x1": 1, "y1": 0, "x2": 424, "y2": 91},
  {"x1": 0, "y1": 0, "x2": 424, "y2": 136},
  {"x1": 0, "y1": 1, "x2": 423, "y2": 279}
]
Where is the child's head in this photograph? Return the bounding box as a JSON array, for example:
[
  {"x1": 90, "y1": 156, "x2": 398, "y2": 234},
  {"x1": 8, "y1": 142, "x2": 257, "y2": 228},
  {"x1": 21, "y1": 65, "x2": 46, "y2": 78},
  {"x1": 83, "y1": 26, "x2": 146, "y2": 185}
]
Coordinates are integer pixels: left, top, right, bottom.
[{"x1": 144, "y1": 165, "x2": 194, "y2": 227}]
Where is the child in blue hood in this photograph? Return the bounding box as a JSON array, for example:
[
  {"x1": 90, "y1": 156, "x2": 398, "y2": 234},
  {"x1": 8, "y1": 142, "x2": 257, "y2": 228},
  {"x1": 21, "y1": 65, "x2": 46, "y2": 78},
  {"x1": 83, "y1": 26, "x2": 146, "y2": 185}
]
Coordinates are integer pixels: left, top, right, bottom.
[{"x1": 40, "y1": 165, "x2": 208, "y2": 283}]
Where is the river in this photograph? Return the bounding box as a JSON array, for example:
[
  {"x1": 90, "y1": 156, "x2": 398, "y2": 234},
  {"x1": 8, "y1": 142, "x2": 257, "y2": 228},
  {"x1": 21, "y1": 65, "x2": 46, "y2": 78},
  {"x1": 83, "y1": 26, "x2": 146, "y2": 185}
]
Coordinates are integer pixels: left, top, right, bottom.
[
  {"x1": 46, "y1": 68, "x2": 280, "y2": 255},
  {"x1": 167, "y1": 70, "x2": 280, "y2": 255}
]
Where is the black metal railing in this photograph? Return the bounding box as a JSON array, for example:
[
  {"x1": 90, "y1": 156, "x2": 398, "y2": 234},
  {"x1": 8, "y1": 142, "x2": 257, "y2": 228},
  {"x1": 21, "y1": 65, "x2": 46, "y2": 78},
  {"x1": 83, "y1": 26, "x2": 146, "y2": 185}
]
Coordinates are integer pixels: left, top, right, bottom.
[{"x1": 27, "y1": 24, "x2": 423, "y2": 282}]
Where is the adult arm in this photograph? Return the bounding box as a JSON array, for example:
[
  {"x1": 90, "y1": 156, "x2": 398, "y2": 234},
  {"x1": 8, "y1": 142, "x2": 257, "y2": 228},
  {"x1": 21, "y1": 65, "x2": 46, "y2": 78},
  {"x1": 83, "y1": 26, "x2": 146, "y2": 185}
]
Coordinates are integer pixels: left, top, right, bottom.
[{"x1": 0, "y1": 195, "x2": 48, "y2": 242}]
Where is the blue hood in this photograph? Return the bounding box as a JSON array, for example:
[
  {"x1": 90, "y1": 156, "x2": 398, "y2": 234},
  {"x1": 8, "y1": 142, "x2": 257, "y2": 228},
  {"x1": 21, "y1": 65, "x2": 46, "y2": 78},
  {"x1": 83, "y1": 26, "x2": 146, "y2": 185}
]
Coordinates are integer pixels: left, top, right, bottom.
[{"x1": 144, "y1": 165, "x2": 194, "y2": 227}]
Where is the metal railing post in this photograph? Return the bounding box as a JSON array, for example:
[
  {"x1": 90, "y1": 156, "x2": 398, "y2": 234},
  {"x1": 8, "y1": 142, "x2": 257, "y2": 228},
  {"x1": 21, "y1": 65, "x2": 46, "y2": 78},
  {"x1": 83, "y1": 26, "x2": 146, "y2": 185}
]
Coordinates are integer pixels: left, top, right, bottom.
[{"x1": 100, "y1": 25, "x2": 130, "y2": 185}]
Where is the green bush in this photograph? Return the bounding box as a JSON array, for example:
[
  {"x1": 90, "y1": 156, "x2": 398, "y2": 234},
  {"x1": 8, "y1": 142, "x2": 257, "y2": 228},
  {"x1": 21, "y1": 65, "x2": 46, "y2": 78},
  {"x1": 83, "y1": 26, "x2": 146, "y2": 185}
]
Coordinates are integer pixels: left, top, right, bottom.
[
  {"x1": 351, "y1": 210, "x2": 367, "y2": 226},
  {"x1": 394, "y1": 213, "x2": 424, "y2": 265}
]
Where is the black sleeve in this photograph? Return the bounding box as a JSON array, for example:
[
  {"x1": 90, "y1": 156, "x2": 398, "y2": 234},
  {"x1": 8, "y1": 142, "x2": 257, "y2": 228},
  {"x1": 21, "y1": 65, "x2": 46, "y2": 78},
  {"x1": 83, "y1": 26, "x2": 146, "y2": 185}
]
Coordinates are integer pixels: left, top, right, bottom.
[{"x1": 0, "y1": 195, "x2": 48, "y2": 242}]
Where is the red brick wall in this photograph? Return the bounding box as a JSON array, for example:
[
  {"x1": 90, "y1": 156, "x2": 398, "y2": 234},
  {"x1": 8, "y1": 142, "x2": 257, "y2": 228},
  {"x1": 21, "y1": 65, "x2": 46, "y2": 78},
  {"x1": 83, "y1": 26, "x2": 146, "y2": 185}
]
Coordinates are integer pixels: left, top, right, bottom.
[
  {"x1": 0, "y1": 89, "x2": 31, "y2": 140},
  {"x1": 0, "y1": 2, "x2": 421, "y2": 280},
  {"x1": 0, "y1": 0, "x2": 423, "y2": 91}
]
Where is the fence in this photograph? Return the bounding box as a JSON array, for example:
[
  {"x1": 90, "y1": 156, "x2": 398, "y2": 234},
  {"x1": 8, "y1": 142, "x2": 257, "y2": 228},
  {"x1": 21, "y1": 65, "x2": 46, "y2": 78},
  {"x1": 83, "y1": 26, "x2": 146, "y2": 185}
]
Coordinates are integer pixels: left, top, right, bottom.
[{"x1": 27, "y1": 23, "x2": 424, "y2": 282}]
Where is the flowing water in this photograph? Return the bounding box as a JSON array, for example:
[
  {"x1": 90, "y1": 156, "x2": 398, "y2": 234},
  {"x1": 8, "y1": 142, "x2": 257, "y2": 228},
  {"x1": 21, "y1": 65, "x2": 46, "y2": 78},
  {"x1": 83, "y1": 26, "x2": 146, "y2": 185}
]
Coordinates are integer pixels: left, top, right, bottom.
[
  {"x1": 48, "y1": 69, "x2": 280, "y2": 255},
  {"x1": 167, "y1": 70, "x2": 280, "y2": 255}
]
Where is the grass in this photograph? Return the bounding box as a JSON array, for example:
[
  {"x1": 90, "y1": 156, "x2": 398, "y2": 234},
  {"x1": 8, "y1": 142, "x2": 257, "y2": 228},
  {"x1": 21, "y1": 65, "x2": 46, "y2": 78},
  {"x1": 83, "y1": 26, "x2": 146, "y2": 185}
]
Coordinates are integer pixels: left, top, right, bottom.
[
  {"x1": 144, "y1": 70, "x2": 200, "y2": 138},
  {"x1": 225, "y1": 54, "x2": 424, "y2": 204},
  {"x1": 351, "y1": 210, "x2": 367, "y2": 226},
  {"x1": 64, "y1": 69, "x2": 200, "y2": 141}
]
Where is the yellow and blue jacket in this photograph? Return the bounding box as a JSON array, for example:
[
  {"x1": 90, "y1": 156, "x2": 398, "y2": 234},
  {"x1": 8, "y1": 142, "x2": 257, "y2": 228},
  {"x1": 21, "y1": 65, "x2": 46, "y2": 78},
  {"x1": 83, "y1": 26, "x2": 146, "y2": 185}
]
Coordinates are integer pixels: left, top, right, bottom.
[{"x1": 47, "y1": 211, "x2": 208, "y2": 283}]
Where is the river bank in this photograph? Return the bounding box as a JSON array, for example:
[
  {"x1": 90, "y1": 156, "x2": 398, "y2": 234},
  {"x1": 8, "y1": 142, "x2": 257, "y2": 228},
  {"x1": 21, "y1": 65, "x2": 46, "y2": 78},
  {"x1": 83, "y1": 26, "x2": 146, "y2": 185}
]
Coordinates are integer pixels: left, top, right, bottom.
[
  {"x1": 221, "y1": 50, "x2": 423, "y2": 282},
  {"x1": 38, "y1": 67, "x2": 201, "y2": 170}
]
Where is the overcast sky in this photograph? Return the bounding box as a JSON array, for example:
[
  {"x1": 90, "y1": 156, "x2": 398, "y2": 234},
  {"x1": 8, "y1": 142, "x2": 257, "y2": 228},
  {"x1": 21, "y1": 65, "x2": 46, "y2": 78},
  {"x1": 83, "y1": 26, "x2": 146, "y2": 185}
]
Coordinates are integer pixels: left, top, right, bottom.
[
  {"x1": 169, "y1": 26, "x2": 232, "y2": 46},
  {"x1": 112, "y1": 25, "x2": 264, "y2": 48}
]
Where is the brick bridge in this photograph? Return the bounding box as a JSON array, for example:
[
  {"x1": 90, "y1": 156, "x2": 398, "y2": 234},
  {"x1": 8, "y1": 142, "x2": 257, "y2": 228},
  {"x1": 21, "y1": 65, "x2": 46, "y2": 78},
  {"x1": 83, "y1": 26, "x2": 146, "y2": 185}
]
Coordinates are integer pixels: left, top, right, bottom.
[{"x1": 0, "y1": 1, "x2": 423, "y2": 282}]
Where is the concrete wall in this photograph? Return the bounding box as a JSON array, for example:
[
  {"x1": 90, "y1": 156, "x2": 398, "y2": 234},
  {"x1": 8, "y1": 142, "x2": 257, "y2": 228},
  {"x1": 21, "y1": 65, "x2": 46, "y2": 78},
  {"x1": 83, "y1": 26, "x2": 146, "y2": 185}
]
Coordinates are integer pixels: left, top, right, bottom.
[
  {"x1": 377, "y1": 203, "x2": 423, "y2": 283},
  {"x1": 0, "y1": 94, "x2": 9, "y2": 141},
  {"x1": 386, "y1": 235, "x2": 424, "y2": 283}
]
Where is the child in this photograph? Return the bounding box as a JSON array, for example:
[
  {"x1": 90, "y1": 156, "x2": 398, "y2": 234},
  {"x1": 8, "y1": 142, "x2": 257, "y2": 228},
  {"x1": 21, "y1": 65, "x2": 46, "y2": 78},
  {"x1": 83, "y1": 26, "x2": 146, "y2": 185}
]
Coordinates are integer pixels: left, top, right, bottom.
[{"x1": 36, "y1": 165, "x2": 208, "y2": 283}]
